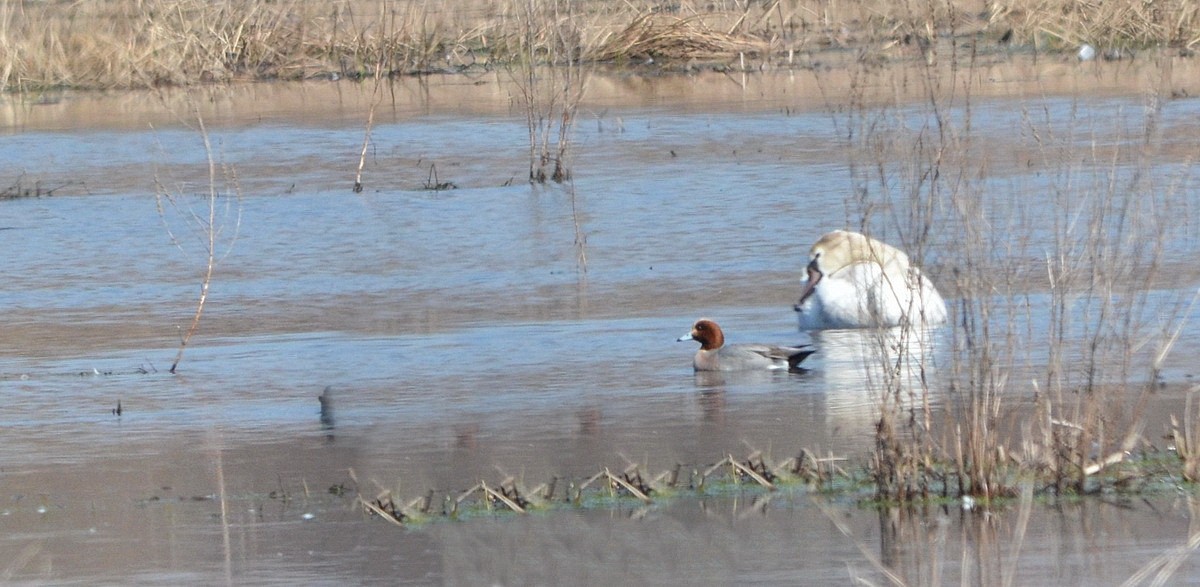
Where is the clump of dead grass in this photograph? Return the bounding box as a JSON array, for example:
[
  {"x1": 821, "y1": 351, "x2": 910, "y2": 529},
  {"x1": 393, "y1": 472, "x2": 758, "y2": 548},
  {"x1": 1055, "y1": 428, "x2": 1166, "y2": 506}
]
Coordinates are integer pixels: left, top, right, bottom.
[{"x1": 589, "y1": 13, "x2": 766, "y2": 64}]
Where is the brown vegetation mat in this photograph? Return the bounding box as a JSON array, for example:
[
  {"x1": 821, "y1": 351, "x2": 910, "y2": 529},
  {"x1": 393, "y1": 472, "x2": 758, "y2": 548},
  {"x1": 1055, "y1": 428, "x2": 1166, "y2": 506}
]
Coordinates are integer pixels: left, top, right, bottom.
[
  {"x1": 356, "y1": 448, "x2": 851, "y2": 526},
  {"x1": 355, "y1": 434, "x2": 1188, "y2": 527}
]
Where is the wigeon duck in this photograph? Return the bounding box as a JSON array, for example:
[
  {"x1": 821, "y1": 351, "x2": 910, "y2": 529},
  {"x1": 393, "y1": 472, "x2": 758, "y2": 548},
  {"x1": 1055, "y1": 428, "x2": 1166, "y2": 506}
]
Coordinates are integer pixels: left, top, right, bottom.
[
  {"x1": 678, "y1": 319, "x2": 814, "y2": 372},
  {"x1": 794, "y1": 230, "x2": 947, "y2": 330}
]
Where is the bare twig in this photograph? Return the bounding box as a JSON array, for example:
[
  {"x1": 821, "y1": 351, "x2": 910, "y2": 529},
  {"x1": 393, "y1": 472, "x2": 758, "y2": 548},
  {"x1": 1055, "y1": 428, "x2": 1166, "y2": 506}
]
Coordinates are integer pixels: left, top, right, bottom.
[
  {"x1": 353, "y1": 55, "x2": 386, "y2": 193},
  {"x1": 169, "y1": 110, "x2": 220, "y2": 373}
]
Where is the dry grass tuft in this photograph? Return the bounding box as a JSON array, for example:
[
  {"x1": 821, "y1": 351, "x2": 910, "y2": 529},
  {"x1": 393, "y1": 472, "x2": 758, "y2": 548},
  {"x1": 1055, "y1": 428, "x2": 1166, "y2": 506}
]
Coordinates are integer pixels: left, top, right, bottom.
[{"x1": 589, "y1": 13, "x2": 765, "y2": 64}]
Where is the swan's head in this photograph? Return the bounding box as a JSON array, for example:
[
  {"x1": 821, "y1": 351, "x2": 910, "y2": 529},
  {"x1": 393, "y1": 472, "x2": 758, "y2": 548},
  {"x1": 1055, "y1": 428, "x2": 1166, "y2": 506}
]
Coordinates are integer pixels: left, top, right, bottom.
[{"x1": 795, "y1": 230, "x2": 908, "y2": 310}]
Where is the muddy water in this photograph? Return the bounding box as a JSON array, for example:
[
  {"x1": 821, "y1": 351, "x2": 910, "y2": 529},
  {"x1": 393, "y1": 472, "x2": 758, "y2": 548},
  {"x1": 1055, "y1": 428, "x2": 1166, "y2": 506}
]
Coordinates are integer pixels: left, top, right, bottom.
[{"x1": 3, "y1": 56, "x2": 1200, "y2": 584}]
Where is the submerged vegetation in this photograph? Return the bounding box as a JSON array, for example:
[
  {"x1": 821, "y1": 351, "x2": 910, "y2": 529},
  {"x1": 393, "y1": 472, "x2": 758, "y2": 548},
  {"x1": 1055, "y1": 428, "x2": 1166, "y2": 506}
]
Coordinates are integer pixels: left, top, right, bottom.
[
  {"x1": 355, "y1": 440, "x2": 1196, "y2": 530},
  {"x1": 358, "y1": 449, "x2": 869, "y2": 527},
  {"x1": 0, "y1": 0, "x2": 1198, "y2": 92}
]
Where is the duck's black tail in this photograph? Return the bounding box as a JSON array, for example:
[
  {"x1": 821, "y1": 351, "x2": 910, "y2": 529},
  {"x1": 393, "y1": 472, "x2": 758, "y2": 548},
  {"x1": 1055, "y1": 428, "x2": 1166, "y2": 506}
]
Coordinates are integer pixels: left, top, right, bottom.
[{"x1": 786, "y1": 346, "x2": 816, "y2": 372}]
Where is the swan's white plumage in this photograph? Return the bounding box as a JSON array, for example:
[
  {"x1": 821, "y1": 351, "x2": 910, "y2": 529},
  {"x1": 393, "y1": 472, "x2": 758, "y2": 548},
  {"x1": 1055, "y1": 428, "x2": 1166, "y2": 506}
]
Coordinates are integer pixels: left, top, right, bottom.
[{"x1": 795, "y1": 230, "x2": 947, "y2": 330}]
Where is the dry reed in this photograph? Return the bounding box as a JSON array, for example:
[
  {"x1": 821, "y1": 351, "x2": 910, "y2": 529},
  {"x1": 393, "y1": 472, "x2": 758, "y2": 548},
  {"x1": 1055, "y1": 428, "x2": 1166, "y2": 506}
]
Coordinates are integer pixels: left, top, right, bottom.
[
  {"x1": 2, "y1": 0, "x2": 1198, "y2": 92},
  {"x1": 817, "y1": 16, "x2": 1198, "y2": 502}
]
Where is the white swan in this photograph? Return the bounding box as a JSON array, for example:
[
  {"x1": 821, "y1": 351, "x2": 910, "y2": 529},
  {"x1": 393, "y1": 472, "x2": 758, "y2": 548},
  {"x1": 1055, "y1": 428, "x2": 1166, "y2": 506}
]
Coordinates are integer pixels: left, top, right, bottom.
[{"x1": 794, "y1": 230, "x2": 947, "y2": 330}]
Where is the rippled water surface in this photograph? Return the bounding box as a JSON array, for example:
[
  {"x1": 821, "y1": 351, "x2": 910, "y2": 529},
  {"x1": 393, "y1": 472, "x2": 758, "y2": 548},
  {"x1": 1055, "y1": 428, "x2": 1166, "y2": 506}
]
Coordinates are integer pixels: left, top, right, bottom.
[{"x1": 3, "y1": 61, "x2": 1200, "y2": 584}]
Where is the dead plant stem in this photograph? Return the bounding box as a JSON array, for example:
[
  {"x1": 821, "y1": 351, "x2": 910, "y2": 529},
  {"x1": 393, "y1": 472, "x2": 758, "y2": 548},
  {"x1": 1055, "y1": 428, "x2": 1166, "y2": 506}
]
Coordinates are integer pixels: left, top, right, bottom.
[
  {"x1": 354, "y1": 55, "x2": 386, "y2": 193},
  {"x1": 170, "y1": 109, "x2": 218, "y2": 374}
]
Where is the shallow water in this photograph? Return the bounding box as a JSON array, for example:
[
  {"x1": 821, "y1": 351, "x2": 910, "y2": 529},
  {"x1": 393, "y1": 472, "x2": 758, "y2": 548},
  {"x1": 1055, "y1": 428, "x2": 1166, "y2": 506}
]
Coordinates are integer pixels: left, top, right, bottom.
[{"x1": 3, "y1": 58, "x2": 1200, "y2": 584}]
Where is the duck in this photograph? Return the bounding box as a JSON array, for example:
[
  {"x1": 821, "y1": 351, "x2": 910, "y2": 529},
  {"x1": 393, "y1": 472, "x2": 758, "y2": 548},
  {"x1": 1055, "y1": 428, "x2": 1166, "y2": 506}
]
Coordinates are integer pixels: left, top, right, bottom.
[
  {"x1": 794, "y1": 230, "x2": 947, "y2": 330},
  {"x1": 678, "y1": 318, "x2": 814, "y2": 372}
]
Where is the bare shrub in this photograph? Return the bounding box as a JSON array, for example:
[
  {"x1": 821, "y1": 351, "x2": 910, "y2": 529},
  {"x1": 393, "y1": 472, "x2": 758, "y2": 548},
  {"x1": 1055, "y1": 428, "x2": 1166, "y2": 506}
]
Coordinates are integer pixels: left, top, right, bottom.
[
  {"x1": 154, "y1": 103, "x2": 242, "y2": 373},
  {"x1": 509, "y1": 0, "x2": 588, "y2": 183}
]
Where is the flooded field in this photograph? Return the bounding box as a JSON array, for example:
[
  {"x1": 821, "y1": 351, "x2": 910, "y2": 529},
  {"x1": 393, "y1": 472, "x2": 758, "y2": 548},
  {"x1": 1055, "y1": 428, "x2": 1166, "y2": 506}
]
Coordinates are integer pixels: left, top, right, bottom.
[{"x1": 3, "y1": 56, "x2": 1200, "y2": 584}]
